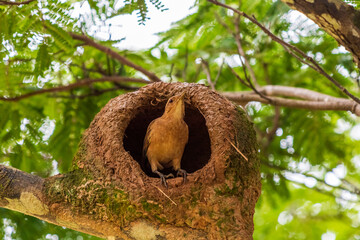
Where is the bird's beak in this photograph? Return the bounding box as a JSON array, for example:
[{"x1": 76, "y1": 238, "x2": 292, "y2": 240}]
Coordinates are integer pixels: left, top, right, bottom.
[{"x1": 178, "y1": 91, "x2": 186, "y2": 100}]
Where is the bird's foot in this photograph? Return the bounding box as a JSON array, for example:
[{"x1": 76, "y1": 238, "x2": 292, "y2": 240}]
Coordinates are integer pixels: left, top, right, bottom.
[
  {"x1": 165, "y1": 173, "x2": 175, "y2": 179},
  {"x1": 154, "y1": 170, "x2": 171, "y2": 188},
  {"x1": 177, "y1": 169, "x2": 187, "y2": 184}
]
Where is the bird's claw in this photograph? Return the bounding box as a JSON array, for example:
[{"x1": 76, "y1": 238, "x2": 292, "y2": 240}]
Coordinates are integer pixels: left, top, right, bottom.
[
  {"x1": 155, "y1": 170, "x2": 172, "y2": 188},
  {"x1": 160, "y1": 175, "x2": 168, "y2": 188},
  {"x1": 165, "y1": 173, "x2": 174, "y2": 179},
  {"x1": 177, "y1": 169, "x2": 187, "y2": 184}
]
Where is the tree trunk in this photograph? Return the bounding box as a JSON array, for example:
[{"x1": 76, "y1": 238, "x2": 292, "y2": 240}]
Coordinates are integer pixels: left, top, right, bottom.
[
  {"x1": 1, "y1": 83, "x2": 260, "y2": 239},
  {"x1": 281, "y1": 0, "x2": 360, "y2": 68}
]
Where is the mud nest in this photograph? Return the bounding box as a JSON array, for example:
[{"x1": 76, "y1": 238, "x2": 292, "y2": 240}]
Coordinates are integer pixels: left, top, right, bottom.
[{"x1": 75, "y1": 82, "x2": 256, "y2": 195}]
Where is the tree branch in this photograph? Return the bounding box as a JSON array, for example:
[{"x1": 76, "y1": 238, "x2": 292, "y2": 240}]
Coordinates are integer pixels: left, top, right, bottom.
[
  {"x1": 0, "y1": 165, "x2": 137, "y2": 238},
  {"x1": 200, "y1": 58, "x2": 216, "y2": 90},
  {"x1": 51, "y1": 84, "x2": 140, "y2": 99},
  {"x1": 222, "y1": 86, "x2": 360, "y2": 116},
  {"x1": 233, "y1": 15, "x2": 260, "y2": 88},
  {"x1": 214, "y1": 58, "x2": 224, "y2": 86},
  {"x1": 228, "y1": 64, "x2": 273, "y2": 103},
  {"x1": 263, "y1": 161, "x2": 360, "y2": 197},
  {"x1": 0, "y1": 76, "x2": 149, "y2": 101},
  {"x1": 208, "y1": 0, "x2": 360, "y2": 104},
  {"x1": 69, "y1": 32, "x2": 162, "y2": 82}
]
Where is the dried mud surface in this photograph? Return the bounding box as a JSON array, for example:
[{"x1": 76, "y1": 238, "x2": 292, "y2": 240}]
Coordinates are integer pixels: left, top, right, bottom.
[
  {"x1": 76, "y1": 83, "x2": 240, "y2": 195},
  {"x1": 74, "y1": 82, "x2": 260, "y2": 239}
]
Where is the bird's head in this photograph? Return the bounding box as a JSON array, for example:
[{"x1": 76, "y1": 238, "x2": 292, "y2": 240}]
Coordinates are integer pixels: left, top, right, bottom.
[{"x1": 164, "y1": 91, "x2": 186, "y2": 119}]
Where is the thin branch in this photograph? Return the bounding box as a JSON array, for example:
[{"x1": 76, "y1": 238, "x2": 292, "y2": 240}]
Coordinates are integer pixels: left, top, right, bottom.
[
  {"x1": 222, "y1": 90, "x2": 360, "y2": 116},
  {"x1": 182, "y1": 47, "x2": 188, "y2": 81},
  {"x1": 264, "y1": 106, "x2": 281, "y2": 149},
  {"x1": 227, "y1": 64, "x2": 251, "y2": 88},
  {"x1": 214, "y1": 58, "x2": 224, "y2": 86},
  {"x1": 208, "y1": 0, "x2": 360, "y2": 104},
  {"x1": 278, "y1": 173, "x2": 358, "y2": 203},
  {"x1": 168, "y1": 63, "x2": 174, "y2": 83},
  {"x1": 69, "y1": 32, "x2": 162, "y2": 82},
  {"x1": 51, "y1": 85, "x2": 140, "y2": 99},
  {"x1": 264, "y1": 161, "x2": 360, "y2": 197},
  {"x1": 234, "y1": 15, "x2": 259, "y2": 88},
  {"x1": 227, "y1": 64, "x2": 273, "y2": 103},
  {"x1": 0, "y1": 76, "x2": 149, "y2": 102},
  {"x1": 200, "y1": 59, "x2": 215, "y2": 90},
  {"x1": 0, "y1": 0, "x2": 35, "y2": 5}
]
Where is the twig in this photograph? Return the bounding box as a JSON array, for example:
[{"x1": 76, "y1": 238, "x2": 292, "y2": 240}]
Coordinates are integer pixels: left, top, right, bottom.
[
  {"x1": 264, "y1": 161, "x2": 360, "y2": 197},
  {"x1": 182, "y1": 47, "x2": 188, "y2": 81},
  {"x1": 214, "y1": 58, "x2": 225, "y2": 86},
  {"x1": 0, "y1": 76, "x2": 149, "y2": 101},
  {"x1": 169, "y1": 63, "x2": 174, "y2": 82},
  {"x1": 69, "y1": 32, "x2": 162, "y2": 82},
  {"x1": 227, "y1": 138, "x2": 248, "y2": 161},
  {"x1": 228, "y1": 63, "x2": 251, "y2": 88},
  {"x1": 264, "y1": 106, "x2": 281, "y2": 149},
  {"x1": 51, "y1": 85, "x2": 140, "y2": 99},
  {"x1": 200, "y1": 59, "x2": 216, "y2": 90},
  {"x1": 227, "y1": 64, "x2": 273, "y2": 103},
  {"x1": 207, "y1": 0, "x2": 360, "y2": 104},
  {"x1": 151, "y1": 184, "x2": 177, "y2": 206},
  {"x1": 234, "y1": 15, "x2": 259, "y2": 88}
]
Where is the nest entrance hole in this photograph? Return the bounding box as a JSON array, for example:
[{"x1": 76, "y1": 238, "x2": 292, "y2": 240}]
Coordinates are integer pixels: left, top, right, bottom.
[{"x1": 123, "y1": 102, "x2": 211, "y2": 178}]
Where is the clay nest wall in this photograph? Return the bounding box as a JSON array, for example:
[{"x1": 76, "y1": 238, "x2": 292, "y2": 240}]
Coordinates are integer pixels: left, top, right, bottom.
[
  {"x1": 73, "y1": 82, "x2": 261, "y2": 238},
  {"x1": 75, "y1": 82, "x2": 260, "y2": 196}
]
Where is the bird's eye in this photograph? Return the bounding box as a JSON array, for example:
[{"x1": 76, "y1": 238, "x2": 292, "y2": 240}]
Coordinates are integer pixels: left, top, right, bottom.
[{"x1": 169, "y1": 99, "x2": 173, "y2": 103}]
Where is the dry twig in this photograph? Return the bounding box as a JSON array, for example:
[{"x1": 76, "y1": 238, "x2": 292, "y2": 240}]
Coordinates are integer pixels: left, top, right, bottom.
[
  {"x1": 227, "y1": 138, "x2": 248, "y2": 161},
  {"x1": 151, "y1": 184, "x2": 177, "y2": 206}
]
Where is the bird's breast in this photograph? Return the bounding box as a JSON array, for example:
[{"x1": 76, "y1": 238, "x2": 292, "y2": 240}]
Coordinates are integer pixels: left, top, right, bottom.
[{"x1": 146, "y1": 118, "x2": 188, "y2": 164}]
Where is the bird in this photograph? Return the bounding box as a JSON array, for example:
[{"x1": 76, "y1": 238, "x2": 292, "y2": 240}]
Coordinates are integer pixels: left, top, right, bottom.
[{"x1": 143, "y1": 92, "x2": 189, "y2": 188}]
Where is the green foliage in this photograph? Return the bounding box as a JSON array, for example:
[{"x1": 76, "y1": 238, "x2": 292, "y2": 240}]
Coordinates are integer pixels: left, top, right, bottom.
[{"x1": 1, "y1": 0, "x2": 360, "y2": 239}]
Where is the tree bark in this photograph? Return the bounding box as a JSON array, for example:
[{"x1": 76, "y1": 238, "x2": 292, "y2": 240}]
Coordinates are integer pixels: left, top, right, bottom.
[
  {"x1": 281, "y1": 0, "x2": 360, "y2": 68},
  {"x1": 0, "y1": 165, "x2": 121, "y2": 238}
]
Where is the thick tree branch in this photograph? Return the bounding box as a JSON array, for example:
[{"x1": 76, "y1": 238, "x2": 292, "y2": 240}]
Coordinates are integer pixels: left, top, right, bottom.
[
  {"x1": 281, "y1": 0, "x2": 360, "y2": 68},
  {"x1": 0, "y1": 165, "x2": 113, "y2": 238},
  {"x1": 208, "y1": 0, "x2": 360, "y2": 104},
  {"x1": 0, "y1": 76, "x2": 149, "y2": 101},
  {"x1": 222, "y1": 86, "x2": 360, "y2": 116},
  {"x1": 69, "y1": 32, "x2": 162, "y2": 82},
  {"x1": 0, "y1": 0, "x2": 35, "y2": 5}
]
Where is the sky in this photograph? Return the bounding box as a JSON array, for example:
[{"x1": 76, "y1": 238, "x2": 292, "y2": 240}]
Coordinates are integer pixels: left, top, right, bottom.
[{"x1": 71, "y1": 0, "x2": 197, "y2": 50}]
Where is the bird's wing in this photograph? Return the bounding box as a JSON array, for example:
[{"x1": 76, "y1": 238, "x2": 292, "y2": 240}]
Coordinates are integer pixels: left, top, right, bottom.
[{"x1": 143, "y1": 120, "x2": 155, "y2": 158}]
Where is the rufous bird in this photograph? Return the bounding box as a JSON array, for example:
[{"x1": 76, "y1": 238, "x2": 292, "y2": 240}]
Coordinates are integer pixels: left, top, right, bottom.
[{"x1": 143, "y1": 92, "x2": 189, "y2": 188}]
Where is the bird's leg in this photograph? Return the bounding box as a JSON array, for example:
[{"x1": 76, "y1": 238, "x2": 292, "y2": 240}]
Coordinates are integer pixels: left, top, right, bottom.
[
  {"x1": 177, "y1": 169, "x2": 187, "y2": 184},
  {"x1": 154, "y1": 170, "x2": 171, "y2": 188}
]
